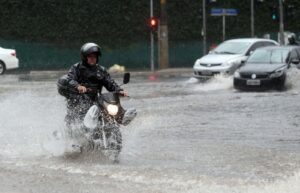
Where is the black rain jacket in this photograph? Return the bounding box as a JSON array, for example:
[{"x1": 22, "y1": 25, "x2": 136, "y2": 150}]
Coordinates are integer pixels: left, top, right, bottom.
[{"x1": 65, "y1": 62, "x2": 122, "y2": 101}]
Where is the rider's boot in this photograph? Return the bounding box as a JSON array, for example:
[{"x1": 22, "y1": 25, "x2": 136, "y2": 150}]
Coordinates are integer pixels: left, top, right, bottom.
[{"x1": 121, "y1": 108, "x2": 137, "y2": 126}]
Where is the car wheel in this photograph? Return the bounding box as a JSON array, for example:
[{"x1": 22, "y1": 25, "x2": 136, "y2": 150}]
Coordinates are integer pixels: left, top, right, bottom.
[{"x1": 0, "y1": 62, "x2": 6, "y2": 75}]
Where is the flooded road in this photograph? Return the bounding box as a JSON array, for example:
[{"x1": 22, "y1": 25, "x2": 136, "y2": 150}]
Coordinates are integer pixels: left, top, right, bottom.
[{"x1": 1, "y1": 70, "x2": 300, "y2": 193}]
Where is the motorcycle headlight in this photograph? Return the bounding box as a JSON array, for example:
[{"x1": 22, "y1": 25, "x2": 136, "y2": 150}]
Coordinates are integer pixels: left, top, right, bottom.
[
  {"x1": 106, "y1": 104, "x2": 119, "y2": 116},
  {"x1": 269, "y1": 67, "x2": 285, "y2": 78}
]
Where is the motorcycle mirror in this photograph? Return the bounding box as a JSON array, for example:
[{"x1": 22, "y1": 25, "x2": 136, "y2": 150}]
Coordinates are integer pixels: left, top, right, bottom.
[{"x1": 123, "y1": 72, "x2": 130, "y2": 84}]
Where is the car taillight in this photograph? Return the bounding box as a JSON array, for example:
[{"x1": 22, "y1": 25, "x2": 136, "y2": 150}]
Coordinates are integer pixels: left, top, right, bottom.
[{"x1": 11, "y1": 51, "x2": 16, "y2": 57}]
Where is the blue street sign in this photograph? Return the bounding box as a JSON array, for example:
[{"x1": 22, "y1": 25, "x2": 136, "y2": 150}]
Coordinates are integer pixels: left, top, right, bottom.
[
  {"x1": 210, "y1": 8, "x2": 238, "y2": 16},
  {"x1": 225, "y1": 9, "x2": 238, "y2": 16},
  {"x1": 211, "y1": 8, "x2": 223, "y2": 16}
]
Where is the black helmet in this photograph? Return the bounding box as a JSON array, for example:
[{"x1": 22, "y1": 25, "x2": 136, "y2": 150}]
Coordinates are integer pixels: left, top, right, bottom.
[{"x1": 80, "y1": 43, "x2": 102, "y2": 62}]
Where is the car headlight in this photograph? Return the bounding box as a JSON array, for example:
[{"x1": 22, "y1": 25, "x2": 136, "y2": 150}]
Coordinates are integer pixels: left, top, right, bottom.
[
  {"x1": 269, "y1": 67, "x2": 285, "y2": 78},
  {"x1": 223, "y1": 59, "x2": 238, "y2": 67},
  {"x1": 106, "y1": 104, "x2": 119, "y2": 116},
  {"x1": 193, "y1": 59, "x2": 201, "y2": 67},
  {"x1": 234, "y1": 71, "x2": 241, "y2": 78}
]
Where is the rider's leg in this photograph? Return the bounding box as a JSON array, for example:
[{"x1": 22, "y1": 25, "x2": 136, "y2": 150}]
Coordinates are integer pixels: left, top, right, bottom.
[{"x1": 116, "y1": 106, "x2": 137, "y2": 126}]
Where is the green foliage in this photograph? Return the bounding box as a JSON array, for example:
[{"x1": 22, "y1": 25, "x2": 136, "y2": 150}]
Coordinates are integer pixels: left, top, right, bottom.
[
  {"x1": 0, "y1": 0, "x2": 300, "y2": 70},
  {"x1": 0, "y1": 0, "x2": 150, "y2": 47},
  {"x1": 1, "y1": 0, "x2": 300, "y2": 47}
]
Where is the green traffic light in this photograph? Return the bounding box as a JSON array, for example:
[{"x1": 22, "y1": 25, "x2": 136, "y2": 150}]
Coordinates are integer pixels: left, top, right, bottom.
[{"x1": 272, "y1": 14, "x2": 277, "y2": 20}]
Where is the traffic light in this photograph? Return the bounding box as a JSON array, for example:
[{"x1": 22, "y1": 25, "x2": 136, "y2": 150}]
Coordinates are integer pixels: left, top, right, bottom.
[
  {"x1": 270, "y1": 6, "x2": 279, "y2": 21},
  {"x1": 148, "y1": 17, "x2": 158, "y2": 31}
]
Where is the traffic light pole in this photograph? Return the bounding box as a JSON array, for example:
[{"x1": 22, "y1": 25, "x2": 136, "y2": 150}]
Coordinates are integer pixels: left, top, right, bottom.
[
  {"x1": 251, "y1": 0, "x2": 254, "y2": 37},
  {"x1": 222, "y1": 13, "x2": 226, "y2": 41},
  {"x1": 150, "y1": 31, "x2": 155, "y2": 72},
  {"x1": 279, "y1": 0, "x2": 284, "y2": 45},
  {"x1": 150, "y1": 0, "x2": 154, "y2": 72},
  {"x1": 202, "y1": 0, "x2": 207, "y2": 55}
]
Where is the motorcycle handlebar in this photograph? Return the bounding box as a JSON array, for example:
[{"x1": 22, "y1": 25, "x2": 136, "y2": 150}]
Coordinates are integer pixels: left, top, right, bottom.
[{"x1": 85, "y1": 87, "x2": 128, "y2": 97}]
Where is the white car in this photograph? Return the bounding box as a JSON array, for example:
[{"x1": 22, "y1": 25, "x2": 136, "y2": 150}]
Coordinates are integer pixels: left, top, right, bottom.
[
  {"x1": 0, "y1": 46, "x2": 19, "y2": 75},
  {"x1": 193, "y1": 38, "x2": 279, "y2": 78}
]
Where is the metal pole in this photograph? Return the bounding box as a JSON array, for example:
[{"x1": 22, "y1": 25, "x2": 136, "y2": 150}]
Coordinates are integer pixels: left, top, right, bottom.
[
  {"x1": 202, "y1": 0, "x2": 207, "y2": 55},
  {"x1": 150, "y1": 0, "x2": 154, "y2": 71},
  {"x1": 159, "y1": 0, "x2": 169, "y2": 69},
  {"x1": 222, "y1": 9, "x2": 226, "y2": 41},
  {"x1": 279, "y1": 0, "x2": 284, "y2": 45},
  {"x1": 151, "y1": 32, "x2": 154, "y2": 72},
  {"x1": 251, "y1": 0, "x2": 255, "y2": 37}
]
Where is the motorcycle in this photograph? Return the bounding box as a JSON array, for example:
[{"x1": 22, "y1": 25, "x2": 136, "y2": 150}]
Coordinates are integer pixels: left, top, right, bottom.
[{"x1": 57, "y1": 73, "x2": 136, "y2": 162}]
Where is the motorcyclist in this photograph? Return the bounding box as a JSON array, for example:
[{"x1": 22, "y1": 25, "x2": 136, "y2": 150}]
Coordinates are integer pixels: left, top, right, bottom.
[
  {"x1": 58, "y1": 42, "x2": 129, "y2": 127},
  {"x1": 287, "y1": 34, "x2": 300, "y2": 46}
]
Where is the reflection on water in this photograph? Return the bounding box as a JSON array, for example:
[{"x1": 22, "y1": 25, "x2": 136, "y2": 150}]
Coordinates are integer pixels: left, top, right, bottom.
[{"x1": 1, "y1": 70, "x2": 300, "y2": 192}]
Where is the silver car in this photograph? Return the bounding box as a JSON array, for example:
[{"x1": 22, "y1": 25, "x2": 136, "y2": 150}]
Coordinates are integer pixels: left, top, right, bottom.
[{"x1": 193, "y1": 38, "x2": 279, "y2": 79}]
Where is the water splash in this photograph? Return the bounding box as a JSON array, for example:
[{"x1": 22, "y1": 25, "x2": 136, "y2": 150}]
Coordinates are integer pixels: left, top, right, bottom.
[
  {"x1": 286, "y1": 66, "x2": 300, "y2": 92},
  {"x1": 190, "y1": 74, "x2": 233, "y2": 91},
  {"x1": 0, "y1": 91, "x2": 66, "y2": 158}
]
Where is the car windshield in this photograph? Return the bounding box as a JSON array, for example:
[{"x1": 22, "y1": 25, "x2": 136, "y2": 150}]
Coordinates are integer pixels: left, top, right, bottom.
[
  {"x1": 213, "y1": 41, "x2": 251, "y2": 54},
  {"x1": 247, "y1": 49, "x2": 289, "y2": 64}
]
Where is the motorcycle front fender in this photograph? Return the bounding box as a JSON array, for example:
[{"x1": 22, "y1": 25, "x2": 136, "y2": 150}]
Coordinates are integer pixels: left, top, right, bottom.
[{"x1": 83, "y1": 105, "x2": 99, "y2": 129}]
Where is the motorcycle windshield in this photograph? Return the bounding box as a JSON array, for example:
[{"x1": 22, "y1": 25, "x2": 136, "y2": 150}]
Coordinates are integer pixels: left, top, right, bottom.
[{"x1": 100, "y1": 93, "x2": 120, "y2": 105}]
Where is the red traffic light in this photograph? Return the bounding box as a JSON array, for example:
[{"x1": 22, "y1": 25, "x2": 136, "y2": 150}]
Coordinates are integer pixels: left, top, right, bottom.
[
  {"x1": 148, "y1": 17, "x2": 158, "y2": 30},
  {"x1": 150, "y1": 18, "x2": 157, "y2": 26}
]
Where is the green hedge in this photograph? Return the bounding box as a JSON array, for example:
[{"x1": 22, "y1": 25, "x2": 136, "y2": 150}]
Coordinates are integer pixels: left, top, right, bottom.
[
  {"x1": 0, "y1": 0, "x2": 299, "y2": 70},
  {"x1": 2, "y1": 0, "x2": 299, "y2": 46}
]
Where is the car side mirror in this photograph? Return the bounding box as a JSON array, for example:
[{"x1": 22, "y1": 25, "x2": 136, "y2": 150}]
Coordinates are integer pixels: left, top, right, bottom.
[
  {"x1": 123, "y1": 72, "x2": 130, "y2": 84},
  {"x1": 240, "y1": 60, "x2": 246, "y2": 66},
  {"x1": 291, "y1": 59, "x2": 300, "y2": 65}
]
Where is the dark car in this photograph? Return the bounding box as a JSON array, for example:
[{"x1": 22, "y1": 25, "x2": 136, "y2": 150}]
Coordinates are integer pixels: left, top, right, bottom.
[{"x1": 233, "y1": 46, "x2": 300, "y2": 90}]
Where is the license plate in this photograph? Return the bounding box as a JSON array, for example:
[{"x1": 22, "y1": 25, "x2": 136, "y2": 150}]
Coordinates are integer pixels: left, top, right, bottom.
[
  {"x1": 201, "y1": 70, "x2": 212, "y2": 76},
  {"x1": 247, "y1": 79, "x2": 261, "y2": 85}
]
